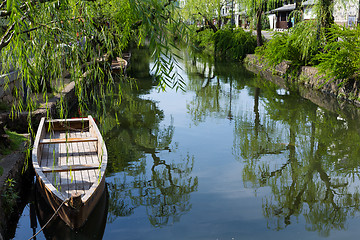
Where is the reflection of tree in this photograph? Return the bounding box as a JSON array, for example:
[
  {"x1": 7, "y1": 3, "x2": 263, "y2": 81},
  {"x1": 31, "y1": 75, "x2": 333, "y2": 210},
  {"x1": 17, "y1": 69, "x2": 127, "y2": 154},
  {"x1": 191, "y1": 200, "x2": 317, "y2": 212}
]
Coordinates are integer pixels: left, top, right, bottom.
[
  {"x1": 183, "y1": 51, "x2": 360, "y2": 236},
  {"x1": 87, "y1": 64, "x2": 198, "y2": 226},
  {"x1": 234, "y1": 82, "x2": 291, "y2": 165},
  {"x1": 238, "y1": 85, "x2": 360, "y2": 237},
  {"x1": 184, "y1": 55, "x2": 255, "y2": 125}
]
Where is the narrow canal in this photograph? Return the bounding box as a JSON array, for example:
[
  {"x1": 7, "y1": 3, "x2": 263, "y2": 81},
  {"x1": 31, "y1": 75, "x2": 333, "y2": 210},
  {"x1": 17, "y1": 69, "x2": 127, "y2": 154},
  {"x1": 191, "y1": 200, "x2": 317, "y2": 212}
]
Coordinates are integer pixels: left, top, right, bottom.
[{"x1": 12, "y1": 48, "x2": 360, "y2": 239}]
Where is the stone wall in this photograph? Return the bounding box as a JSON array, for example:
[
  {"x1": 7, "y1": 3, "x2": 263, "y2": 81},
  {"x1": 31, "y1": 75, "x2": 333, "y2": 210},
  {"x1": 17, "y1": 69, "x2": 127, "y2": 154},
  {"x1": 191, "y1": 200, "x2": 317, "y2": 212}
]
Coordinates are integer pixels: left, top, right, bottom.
[
  {"x1": 0, "y1": 145, "x2": 25, "y2": 239},
  {"x1": 0, "y1": 77, "x2": 77, "y2": 239},
  {"x1": 244, "y1": 54, "x2": 360, "y2": 117},
  {"x1": 0, "y1": 71, "x2": 20, "y2": 105}
]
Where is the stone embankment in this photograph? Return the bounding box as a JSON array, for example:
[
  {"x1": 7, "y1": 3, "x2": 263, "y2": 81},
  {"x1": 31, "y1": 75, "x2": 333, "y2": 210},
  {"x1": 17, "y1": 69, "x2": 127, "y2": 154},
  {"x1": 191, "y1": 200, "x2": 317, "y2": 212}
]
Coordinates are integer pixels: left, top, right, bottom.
[
  {"x1": 244, "y1": 54, "x2": 360, "y2": 118},
  {"x1": 0, "y1": 54, "x2": 129, "y2": 239},
  {"x1": 0, "y1": 70, "x2": 19, "y2": 105},
  {"x1": 0, "y1": 76, "x2": 77, "y2": 239}
]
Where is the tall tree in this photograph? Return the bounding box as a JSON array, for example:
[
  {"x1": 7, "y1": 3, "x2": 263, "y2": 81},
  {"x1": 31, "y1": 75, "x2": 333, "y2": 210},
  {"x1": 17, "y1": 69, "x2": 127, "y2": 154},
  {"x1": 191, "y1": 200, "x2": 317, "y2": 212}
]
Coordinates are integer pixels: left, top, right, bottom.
[
  {"x1": 181, "y1": 0, "x2": 225, "y2": 32},
  {"x1": 0, "y1": 0, "x2": 186, "y2": 121},
  {"x1": 240, "y1": 0, "x2": 281, "y2": 46}
]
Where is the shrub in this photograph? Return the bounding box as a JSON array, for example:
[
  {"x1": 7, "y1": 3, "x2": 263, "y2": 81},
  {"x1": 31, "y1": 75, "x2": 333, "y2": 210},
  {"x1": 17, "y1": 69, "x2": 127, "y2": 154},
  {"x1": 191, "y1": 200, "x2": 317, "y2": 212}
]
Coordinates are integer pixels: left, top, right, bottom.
[
  {"x1": 315, "y1": 25, "x2": 360, "y2": 81},
  {"x1": 256, "y1": 20, "x2": 320, "y2": 67},
  {"x1": 188, "y1": 26, "x2": 215, "y2": 55},
  {"x1": 2, "y1": 178, "x2": 19, "y2": 214},
  {"x1": 214, "y1": 28, "x2": 257, "y2": 61}
]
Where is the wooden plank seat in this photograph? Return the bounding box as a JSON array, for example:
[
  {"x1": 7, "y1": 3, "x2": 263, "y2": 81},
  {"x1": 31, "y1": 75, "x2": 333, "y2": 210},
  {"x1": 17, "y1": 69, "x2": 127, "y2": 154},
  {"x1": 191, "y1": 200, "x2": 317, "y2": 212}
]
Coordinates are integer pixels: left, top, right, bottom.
[
  {"x1": 40, "y1": 137, "x2": 98, "y2": 144},
  {"x1": 41, "y1": 163, "x2": 100, "y2": 173},
  {"x1": 32, "y1": 116, "x2": 108, "y2": 229}
]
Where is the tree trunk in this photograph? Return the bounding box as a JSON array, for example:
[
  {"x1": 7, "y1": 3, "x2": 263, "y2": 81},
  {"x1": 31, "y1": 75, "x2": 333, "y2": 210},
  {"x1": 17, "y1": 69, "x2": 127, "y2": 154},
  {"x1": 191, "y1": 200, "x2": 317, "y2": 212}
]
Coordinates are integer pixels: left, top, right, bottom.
[
  {"x1": 256, "y1": 7, "x2": 263, "y2": 47},
  {"x1": 198, "y1": 12, "x2": 218, "y2": 33},
  {"x1": 318, "y1": 0, "x2": 334, "y2": 29},
  {"x1": 318, "y1": 0, "x2": 334, "y2": 42}
]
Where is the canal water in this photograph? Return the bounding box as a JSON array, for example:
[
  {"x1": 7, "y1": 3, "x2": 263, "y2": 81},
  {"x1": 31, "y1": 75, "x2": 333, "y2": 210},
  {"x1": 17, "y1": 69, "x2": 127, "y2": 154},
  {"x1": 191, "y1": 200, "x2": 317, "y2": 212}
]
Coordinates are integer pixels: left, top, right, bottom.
[{"x1": 12, "y1": 48, "x2": 360, "y2": 239}]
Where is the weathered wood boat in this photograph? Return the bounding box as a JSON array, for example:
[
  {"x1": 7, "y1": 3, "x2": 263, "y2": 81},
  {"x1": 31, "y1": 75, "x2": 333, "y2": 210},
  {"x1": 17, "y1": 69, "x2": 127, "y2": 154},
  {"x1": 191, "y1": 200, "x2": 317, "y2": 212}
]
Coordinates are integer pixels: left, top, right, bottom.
[
  {"x1": 32, "y1": 116, "x2": 107, "y2": 229},
  {"x1": 34, "y1": 182, "x2": 108, "y2": 239},
  {"x1": 111, "y1": 57, "x2": 128, "y2": 73}
]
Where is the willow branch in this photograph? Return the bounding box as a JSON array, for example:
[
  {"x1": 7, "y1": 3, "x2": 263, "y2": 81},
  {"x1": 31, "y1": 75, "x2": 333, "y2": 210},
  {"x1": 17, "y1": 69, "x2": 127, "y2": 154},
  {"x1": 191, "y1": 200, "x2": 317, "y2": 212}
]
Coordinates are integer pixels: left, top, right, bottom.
[
  {"x1": 197, "y1": 11, "x2": 217, "y2": 33},
  {"x1": 0, "y1": 20, "x2": 17, "y2": 49},
  {"x1": 0, "y1": 0, "x2": 7, "y2": 10},
  {"x1": 0, "y1": 1, "x2": 31, "y2": 17},
  {"x1": 21, "y1": 16, "x2": 84, "y2": 34},
  {"x1": 163, "y1": 0, "x2": 176, "y2": 9}
]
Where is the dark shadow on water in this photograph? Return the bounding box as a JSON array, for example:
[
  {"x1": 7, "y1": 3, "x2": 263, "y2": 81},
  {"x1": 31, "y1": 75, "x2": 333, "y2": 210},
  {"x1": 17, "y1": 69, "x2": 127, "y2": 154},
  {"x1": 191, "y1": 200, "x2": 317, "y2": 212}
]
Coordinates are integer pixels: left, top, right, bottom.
[{"x1": 33, "y1": 182, "x2": 109, "y2": 240}]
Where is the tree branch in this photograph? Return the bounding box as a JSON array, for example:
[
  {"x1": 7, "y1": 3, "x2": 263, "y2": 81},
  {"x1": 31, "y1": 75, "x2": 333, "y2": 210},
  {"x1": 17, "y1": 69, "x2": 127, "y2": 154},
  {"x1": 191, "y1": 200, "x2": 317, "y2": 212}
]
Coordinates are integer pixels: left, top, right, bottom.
[
  {"x1": 0, "y1": 0, "x2": 7, "y2": 10},
  {"x1": 197, "y1": 11, "x2": 217, "y2": 33}
]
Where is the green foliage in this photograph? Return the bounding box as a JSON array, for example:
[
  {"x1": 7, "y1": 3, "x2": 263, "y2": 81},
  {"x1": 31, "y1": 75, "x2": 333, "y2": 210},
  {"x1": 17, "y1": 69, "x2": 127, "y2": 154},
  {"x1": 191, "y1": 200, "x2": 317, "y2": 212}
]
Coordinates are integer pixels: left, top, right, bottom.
[
  {"x1": 261, "y1": 13, "x2": 270, "y2": 30},
  {"x1": 214, "y1": 28, "x2": 257, "y2": 61},
  {"x1": 2, "y1": 178, "x2": 19, "y2": 214},
  {"x1": 256, "y1": 20, "x2": 320, "y2": 67},
  {"x1": 181, "y1": 0, "x2": 223, "y2": 25},
  {"x1": 0, "y1": 130, "x2": 27, "y2": 156},
  {"x1": 315, "y1": 25, "x2": 360, "y2": 82},
  {"x1": 188, "y1": 26, "x2": 215, "y2": 54},
  {"x1": 0, "y1": 0, "x2": 187, "y2": 124}
]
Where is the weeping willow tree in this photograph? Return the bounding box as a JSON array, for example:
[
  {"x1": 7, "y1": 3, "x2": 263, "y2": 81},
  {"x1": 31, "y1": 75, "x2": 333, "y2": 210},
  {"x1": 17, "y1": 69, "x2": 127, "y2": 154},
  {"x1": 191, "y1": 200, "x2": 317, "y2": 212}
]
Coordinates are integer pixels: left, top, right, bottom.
[
  {"x1": 240, "y1": 0, "x2": 282, "y2": 46},
  {"x1": 181, "y1": 0, "x2": 224, "y2": 32},
  {"x1": 0, "y1": 0, "x2": 187, "y2": 130}
]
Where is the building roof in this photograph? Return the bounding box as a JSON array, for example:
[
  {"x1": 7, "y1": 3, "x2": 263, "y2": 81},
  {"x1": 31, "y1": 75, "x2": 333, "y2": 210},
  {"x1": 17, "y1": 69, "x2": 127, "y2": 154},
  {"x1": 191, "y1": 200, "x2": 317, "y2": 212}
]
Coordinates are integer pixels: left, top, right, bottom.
[
  {"x1": 266, "y1": 0, "x2": 315, "y2": 14},
  {"x1": 269, "y1": 4, "x2": 295, "y2": 13}
]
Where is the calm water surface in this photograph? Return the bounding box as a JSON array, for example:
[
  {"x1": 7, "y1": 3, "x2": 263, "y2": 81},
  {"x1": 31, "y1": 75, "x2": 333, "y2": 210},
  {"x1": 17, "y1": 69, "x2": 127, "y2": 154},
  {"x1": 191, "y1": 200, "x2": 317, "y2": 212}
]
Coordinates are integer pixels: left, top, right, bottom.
[{"x1": 13, "y1": 49, "x2": 360, "y2": 239}]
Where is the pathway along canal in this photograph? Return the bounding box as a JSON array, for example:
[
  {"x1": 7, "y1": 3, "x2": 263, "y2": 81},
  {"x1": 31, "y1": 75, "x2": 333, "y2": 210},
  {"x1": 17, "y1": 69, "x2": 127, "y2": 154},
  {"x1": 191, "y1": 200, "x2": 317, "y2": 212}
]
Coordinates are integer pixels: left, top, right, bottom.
[{"x1": 12, "y1": 48, "x2": 360, "y2": 239}]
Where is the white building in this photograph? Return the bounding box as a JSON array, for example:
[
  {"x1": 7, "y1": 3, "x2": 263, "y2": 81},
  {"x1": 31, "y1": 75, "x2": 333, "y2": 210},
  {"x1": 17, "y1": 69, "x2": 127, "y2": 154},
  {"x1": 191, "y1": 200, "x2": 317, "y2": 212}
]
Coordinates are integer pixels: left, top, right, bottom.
[
  {"x1": 220, "y1": 0, "x2": 249, "y2": 28},
  {"x1": 334, "y1": 2, "x2": 359, "y2": 27},
  {"x1": 267, "y1": 0, "x2": 359, "y2": 30}
]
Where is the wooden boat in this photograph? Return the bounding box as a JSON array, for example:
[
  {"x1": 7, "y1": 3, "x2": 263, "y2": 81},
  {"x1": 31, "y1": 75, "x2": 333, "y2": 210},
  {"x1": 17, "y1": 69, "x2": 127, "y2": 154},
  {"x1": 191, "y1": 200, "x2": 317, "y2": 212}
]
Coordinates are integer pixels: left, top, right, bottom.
[
  {"x1": 111, "y1": 57, "x2": 128, "y2": 73},
  {"x1": 34, "y1": 181, "x2": 108, "y2": 239},
  {"x1": 32, "y1": 116, "x2": 107, "y2": 229}
]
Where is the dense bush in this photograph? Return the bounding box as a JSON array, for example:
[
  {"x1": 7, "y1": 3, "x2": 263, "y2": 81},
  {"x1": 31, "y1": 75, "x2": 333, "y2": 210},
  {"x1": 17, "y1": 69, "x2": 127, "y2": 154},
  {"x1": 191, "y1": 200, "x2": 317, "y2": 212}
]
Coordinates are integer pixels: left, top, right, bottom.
[
  {"x1": 214, "y1": 27, "x2": 257, "y2": 61},
  {"x1": 188, "y1": 25, "x2": 215, "y2": 55},
  {"x1": 256, "y1": 20, "x2": 320, "y2": 67},
  {"x1": 315, "y1": 25, "x2": 360, "y2": 81}
]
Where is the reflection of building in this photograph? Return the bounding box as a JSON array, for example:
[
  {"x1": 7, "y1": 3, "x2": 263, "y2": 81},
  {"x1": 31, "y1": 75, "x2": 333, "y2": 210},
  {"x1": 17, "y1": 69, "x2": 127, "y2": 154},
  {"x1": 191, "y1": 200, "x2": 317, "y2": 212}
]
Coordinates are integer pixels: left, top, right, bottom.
[{"x1": 267, "y1": 1, "x2": 359, "y2": 30}]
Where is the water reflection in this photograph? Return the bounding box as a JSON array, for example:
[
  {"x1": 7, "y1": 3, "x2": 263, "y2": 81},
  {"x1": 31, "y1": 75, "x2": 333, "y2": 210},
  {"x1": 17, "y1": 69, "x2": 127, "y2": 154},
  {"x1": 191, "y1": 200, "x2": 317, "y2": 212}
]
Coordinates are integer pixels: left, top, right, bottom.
[
  {"x1": 184, "y1": 53, "x2": 360, "y2": 237},
  {"x1": 185, "y1": 54, "x2": 255, "y2": 124},
  {"x1": 13, "y1": 47, "x2": 360, "y2": 239},
  {"x1": 83, "y1": 52, "x2": 198, "y2": 228},
  {"x1": 34, "y1": 183, "x2": 108, "y2": 239}
]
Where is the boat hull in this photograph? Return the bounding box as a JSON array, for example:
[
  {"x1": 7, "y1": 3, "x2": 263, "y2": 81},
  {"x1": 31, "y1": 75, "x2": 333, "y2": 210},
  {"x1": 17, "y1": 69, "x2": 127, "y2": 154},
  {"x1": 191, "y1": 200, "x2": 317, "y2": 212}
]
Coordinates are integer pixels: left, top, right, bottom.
[
  {"x1": 32, "y1": 116, "x2": 108, "y2": 229},
  {"x1": 35, "y1": 181, "x2": 108, "y2": 239},
  {"x1": 35, "y1": 171, "x2": 105, "y2": 229}
]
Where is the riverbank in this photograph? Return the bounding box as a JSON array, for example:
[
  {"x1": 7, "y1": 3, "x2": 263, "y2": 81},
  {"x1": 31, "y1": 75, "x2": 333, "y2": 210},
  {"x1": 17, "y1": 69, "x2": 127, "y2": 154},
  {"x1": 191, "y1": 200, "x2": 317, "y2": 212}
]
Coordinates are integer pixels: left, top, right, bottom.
[
  {"x1": 0, "y1": 77, "x2": 77, "y2": 240},
  {"x1": 244, "y1": 54, "x2": 360, "y2": 119},
  {"x1": 0, "y1": 138, "x2": 33, "y2": 240},
  {"x1": 245, "y1": 54, "x2": 360, "y2": 105},
  {"x1": 0, "y1": 54, "x2": 131, "y2": 239}
]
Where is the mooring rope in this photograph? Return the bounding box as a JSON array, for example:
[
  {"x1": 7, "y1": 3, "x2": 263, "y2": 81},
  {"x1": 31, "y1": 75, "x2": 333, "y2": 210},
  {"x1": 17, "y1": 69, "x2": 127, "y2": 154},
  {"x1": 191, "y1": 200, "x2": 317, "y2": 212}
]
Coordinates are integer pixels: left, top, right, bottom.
[{"x1": 28, "y1": 198, "x2": 69, "y2": 240}]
